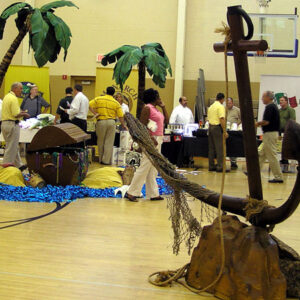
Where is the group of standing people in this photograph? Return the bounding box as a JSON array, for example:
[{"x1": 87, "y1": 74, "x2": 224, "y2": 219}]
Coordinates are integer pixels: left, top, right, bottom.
[
  {"x1": 207, "y1": 90, "x2": 296, "y2": 183},
  {"x1": 1, "y1": 81, "x2": 168, "y2": 203},
  {"x1": 1, "y1": 82, "x2": 50, "y2": 170},
  {"x1": 256, "y1": 91, "x2": 295, "y2": 182},
  {"x1": 0, "y1": 82, "x2": 128, "y2": 170},
  {"x1": 55, "y1": 84, "x2": 89, "y2": 132},
  {"x1": 1, "y1": 79, "x2": 296, "y2": 201},
  {"x1": 55, "y1": 85, "x2": 129, "y2": 165},
  {"x1": 56, "y1": 85, "x2": 169, "y2": 202}
]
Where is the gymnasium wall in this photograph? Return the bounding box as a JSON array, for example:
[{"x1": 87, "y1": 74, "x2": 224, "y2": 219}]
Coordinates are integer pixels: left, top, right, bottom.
[
  {"x1": 0, "y1": 0, "x2": 299, "y2": 115},
  {"x1": 185, "y1": 0, "x2": 300, "y2": 82},
  {"x1": 34, "y1": 0, "x2": 177, "y2": 77}
]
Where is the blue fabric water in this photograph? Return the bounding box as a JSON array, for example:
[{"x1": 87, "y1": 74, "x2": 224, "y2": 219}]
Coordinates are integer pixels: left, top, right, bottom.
[{"x1": 0, "y1": 177, "x2": 172, "y2": 203}]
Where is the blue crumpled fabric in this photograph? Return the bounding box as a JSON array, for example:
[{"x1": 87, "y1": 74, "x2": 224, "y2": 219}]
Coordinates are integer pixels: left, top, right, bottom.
[{"x1": 0, "y1": 177, "x2": 173, "y2": 203}]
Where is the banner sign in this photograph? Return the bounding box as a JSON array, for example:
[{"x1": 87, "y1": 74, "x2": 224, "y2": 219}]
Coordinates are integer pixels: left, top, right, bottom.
[{"x1": 95, "y1": 68, "x2": 138, "y2": 115}]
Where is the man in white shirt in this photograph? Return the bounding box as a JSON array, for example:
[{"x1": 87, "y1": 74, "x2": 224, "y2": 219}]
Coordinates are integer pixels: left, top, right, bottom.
[
  {"x1": 65, "y1": 84, "x2": 89, "y2": 132},
  {"x1": 169, "y1": 96, "x2": 194, "y2": 125}
]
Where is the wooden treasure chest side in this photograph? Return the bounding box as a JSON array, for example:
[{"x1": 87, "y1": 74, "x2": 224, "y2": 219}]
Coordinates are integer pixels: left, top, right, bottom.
[{"x1": 26, "y1": 123, "x2": 91, "y2": 186}]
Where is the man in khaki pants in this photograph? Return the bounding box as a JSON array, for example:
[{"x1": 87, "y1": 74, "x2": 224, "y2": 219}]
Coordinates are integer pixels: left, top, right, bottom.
[
  {"x1": 89, "y1": 87, "x2": 127, "y2": 165},
  {"x1": 207, "y1": 93, "x2": 229, "y2": 172},
  {"x1": 1, "y1": 82, "x2": 29, "y2": 169},
  {"x1": 256, "y1": 91, "x2": 283, "y2": 183}
]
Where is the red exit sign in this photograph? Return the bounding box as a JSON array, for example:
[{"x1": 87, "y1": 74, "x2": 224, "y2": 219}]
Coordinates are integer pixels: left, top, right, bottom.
[{"x1": 96, "y1": 54, "x2": 104, "y2": 63}]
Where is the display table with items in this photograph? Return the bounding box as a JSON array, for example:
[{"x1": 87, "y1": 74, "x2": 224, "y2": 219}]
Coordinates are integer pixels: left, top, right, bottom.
[
  {"x1": 86, "y1": 124, "x2": 141, "y2": 167},
  {"x1": 0, "y1": 114, "x2": 56, "y2": 144},
  {"x1": 162, "y1": 129, "x2": 261, "y2": 167}
]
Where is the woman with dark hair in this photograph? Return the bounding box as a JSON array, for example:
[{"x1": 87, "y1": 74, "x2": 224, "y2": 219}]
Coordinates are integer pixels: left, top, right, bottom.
[{"x1": 125, "y1": 88, "x2": 169, "y2": 202}]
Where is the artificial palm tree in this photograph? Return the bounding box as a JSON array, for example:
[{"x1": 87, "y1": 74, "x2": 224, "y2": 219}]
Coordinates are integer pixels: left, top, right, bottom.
[
  {"x1": 0, "y1": 1, "x2": 78, "y2": 88},
  {"x1": 101, "y1": 43, "x2": 172, "y2": 118}
]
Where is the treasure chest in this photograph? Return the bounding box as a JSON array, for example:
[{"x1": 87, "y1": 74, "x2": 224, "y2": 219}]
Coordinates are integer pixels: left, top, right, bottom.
[{"x1": 26, "y1": 123, "x2": 91, "y2": 186}]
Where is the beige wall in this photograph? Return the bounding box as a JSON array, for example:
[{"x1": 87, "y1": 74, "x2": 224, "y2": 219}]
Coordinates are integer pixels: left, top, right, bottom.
[
  {"x1": 1, "y1": 0, "x2": 299, "y2": 112},
  {"x1": 183, "y1": 80, "x2": 260, "y2": 112},
  {"x1": 185, "y1": 0, "x2": 300, "y2": 82},
  {"x1": 49, "y1": 75, "x2": 72, "y2": 114},
  {"x1": 35, "y1": 0, "x2": 177, "y2": 77}
]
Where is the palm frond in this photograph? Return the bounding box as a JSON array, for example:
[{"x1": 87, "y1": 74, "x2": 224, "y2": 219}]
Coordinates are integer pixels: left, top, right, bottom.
[
  {"x1": 30, "y1": 9, "x2": 49, "y2": 56},
  {"x1": 33, "y1": 24, "x2": 61, "y2": 67},
  {"x1": 143, "y1": 47, "x2": 167, "y2": 88},
  {"x1": 113, "y1": 48, "x2": 143, "y2": 90},
  {"x1": 15, "y1": 8, "x2": 31, "y2": 31},
  {"x1": 101, "y1": 45, "x2": 139, "y2": 65},
  {"x1": 40, "y1": 1, "x2": 78, "y2": 13},
  {"x1": 0, "y1": 2, "x2": 32, "y2": 19},
  {"x1": 142, "y1": 43, "x2": 172, "y2": 77},
  {"x1": 0, "y1": 2, "x2": 32, "y2": 39},
  {"x1": 46, "y1": 12, "x2": 72, "y2": 61}
]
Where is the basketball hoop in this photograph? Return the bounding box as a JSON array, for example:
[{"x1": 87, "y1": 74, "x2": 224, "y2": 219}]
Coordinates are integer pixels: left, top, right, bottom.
[
  {"x1": 256, "y1": 50, "x2": 266, "y2": 56},
  {"x1": 254, "y1": 50, "x2": 268, "y2": 63}
]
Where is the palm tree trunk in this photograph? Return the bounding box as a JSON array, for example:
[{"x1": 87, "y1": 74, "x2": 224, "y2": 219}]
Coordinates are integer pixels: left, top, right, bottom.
[
  {"x1": 137, "y1": 59, "x2": 146, "y2": 119},
  {"x1": 0, "y1": 25, "x2": 28, "y2": 89}
]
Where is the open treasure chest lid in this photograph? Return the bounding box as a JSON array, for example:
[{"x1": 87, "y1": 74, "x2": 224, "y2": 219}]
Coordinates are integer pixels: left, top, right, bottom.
[{"x1": 27, "y1": 123, "x2": 91, "y2": 151}]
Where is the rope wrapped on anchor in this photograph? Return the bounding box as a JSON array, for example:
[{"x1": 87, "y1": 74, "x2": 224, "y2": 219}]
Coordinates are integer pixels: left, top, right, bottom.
[{"x1": 244, "y1": 196, "x2": 270, "y2": 221}]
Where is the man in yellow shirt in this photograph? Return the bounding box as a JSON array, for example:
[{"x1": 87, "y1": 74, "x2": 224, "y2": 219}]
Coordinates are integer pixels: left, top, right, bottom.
[
  {"x1": 1, "y1": 82, "x2": 29, "y2": 168},
  {"x1": 89, "y1": 86, "x2": 127, "y2": 165},
  {"x1": 207, "y1": 93, "x2": 229, "y2": 172}
]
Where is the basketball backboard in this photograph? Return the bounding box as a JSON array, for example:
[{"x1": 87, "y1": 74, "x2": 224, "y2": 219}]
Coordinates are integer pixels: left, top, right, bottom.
[{"x1": 247, "y1": 13, "x2": 298, "y2": 57}]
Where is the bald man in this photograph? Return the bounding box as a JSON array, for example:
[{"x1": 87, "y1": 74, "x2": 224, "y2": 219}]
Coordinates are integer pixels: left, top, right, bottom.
[
  {"x1": 1, "y1": 82, "x2": 29, "y2": 169},
  {"x1": 256, "y1": 91, "x2": 283, "y2": 183},
  {"x1": 169, "y1": 96, "x2": 194, "y2": 125}
]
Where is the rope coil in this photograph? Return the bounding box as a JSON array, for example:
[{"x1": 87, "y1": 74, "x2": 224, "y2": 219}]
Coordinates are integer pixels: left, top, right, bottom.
[{"x1": 244, "y1": 195, "x2": 272, "y2": 221}]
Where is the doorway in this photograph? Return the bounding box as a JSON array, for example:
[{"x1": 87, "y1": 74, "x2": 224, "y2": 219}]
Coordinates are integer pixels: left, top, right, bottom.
[{"x1": 71, "y1": 76, "x2": 96, "y2": 100}]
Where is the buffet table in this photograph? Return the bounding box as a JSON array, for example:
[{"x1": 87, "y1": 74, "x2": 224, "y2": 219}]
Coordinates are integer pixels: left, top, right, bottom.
[
  {"x1": 161, "y1": 129, "x2": 261, "y2": 167},
  {"x1": 0, "y1": 126, "x2": 259, "y2": 169}
]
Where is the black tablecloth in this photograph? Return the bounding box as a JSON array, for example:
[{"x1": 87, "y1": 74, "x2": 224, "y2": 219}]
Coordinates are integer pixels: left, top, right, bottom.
[{"x1": 161, "y1": 130, "x2": 261, "y2": 167}]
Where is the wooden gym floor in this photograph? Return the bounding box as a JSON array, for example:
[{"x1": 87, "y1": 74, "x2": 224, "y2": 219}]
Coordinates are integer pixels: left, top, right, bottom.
[{"x1": 0, "y1": 160, "x2": 298, "y2": 300}]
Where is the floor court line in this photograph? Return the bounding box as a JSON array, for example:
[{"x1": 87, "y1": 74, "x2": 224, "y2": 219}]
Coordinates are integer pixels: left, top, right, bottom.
[{"x1": 0, "y1": 271, "x2": 201, "y2": 296}]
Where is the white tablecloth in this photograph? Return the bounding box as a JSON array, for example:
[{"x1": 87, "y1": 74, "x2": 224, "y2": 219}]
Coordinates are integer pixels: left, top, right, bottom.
[{"x1": 0, "y1": 128, "x2": 39, "y2": 143}]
